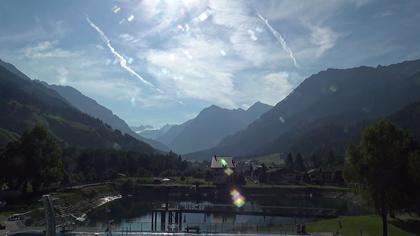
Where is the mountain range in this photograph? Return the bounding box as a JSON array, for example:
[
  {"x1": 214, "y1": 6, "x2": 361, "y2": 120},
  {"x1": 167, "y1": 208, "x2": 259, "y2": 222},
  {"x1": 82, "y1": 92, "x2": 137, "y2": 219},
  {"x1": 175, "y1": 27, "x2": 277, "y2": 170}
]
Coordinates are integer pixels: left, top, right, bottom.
[
  {"x1": 47, "y1": 84, "x2": 169, "y2": 151},
  {"x1": 185, "y1": 59, "x2": 420, "y2": 160},
  {"x1": 148, "y1": 102, "x2": 272, "y2": 154},
  {"x1": 137, "y1": 124, "x2": 175, "y2": 140},
  {"x1": 0, "y1": 59, "x2": 156, "y2": 154},
  {"x1": 2, "y1": 58, "x2": 420, "y2": 161},
  {"x1": 130, "y1": 125, "x2": 154, "y2": 134}
]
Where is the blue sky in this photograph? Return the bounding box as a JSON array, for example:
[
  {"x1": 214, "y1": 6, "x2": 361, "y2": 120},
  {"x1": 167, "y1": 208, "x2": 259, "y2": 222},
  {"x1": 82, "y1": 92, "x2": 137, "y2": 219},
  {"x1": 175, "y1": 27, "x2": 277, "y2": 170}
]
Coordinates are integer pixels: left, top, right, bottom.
[{"x1": 1, "y1": 0, "x2": 419, "y2": 127}]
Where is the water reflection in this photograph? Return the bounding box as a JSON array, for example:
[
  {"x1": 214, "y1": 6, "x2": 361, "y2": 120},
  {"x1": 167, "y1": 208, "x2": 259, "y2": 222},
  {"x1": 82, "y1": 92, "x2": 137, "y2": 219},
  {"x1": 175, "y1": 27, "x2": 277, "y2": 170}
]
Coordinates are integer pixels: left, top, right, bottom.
[{"x1": 83, "y1": 197, "x2": 312, "y2": 233}]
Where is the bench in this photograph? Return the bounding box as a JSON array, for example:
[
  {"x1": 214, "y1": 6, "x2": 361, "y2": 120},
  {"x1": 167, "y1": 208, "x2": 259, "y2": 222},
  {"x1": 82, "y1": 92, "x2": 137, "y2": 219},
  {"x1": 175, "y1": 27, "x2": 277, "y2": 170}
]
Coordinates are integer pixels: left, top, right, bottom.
[{"x1": 185, "y1": 226, "x2": 200, "y2": 233}]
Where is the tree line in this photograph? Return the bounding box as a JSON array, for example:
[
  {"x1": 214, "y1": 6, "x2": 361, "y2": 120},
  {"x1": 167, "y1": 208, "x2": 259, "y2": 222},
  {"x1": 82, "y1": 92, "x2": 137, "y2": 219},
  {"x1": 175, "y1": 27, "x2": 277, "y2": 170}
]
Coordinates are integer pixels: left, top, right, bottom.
[
  {"x1": 284, "y1": 151, "x2": 342, "y2": 171},
  {"x1": 0, "y1": 125, "x2": 191, "y2": 193}
]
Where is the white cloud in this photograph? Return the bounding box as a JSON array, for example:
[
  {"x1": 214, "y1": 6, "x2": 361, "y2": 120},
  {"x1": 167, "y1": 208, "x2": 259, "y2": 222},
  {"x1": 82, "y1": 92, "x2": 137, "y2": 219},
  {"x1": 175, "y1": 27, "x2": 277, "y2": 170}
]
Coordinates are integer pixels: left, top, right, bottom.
[
  {"x1": 14, "y1": 1, "x2": 309, "y2": 113},
  {"x1": 254, "y1": 1, "x2": 345, "y2": 61},
  {"x1": 119, "y1": 33, "x2": 138, "y2": 43},
  {"x1": 1, "y1": 0, "x2": 417, "y2": 127},
  {"x1": 305, "y1": 23, "x2": 338, "y2": 58},
  {"x1": 122, "y1": 0, "x2": 304, "y2": 108},
  {"x1": 56, "y1": 66, "x2": 69, "y2": 85},
  {"x1": 127, "y1": 0, "x2": 208, "y2": 36},
  {"x1": 257, "y1": 72, "x2": 295, "y2": 105},
  {"x1": 22, "y1": 41, "x2": 81, "y2": 59},
  {"x1": 259, "y1": 1, "x2": 345, "y2": 22},
  {"x1": 130, "y1": 96, "x2": 136, "y2": 106},
  {"x1": 202, "y1": 1, "x2": 287, "y2": 68},
  {"x1": 247, "y1": 29, "x2": 258, "y2": 41},
  {"x1": 146, "y1": 37, "x2": 239, "y2": 108},
  {"x1": 73, "y1": 79, "x2": 140, "y2": 101}
]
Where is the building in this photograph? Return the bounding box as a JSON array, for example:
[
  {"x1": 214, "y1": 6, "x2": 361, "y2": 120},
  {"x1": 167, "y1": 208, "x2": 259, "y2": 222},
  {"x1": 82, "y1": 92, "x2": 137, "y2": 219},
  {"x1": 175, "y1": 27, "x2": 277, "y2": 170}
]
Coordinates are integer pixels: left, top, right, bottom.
[
  {"x1": 306, "y1": 167, "x2": 344, "y2": 185},
  {"x1": 210, "y1": 156, "x2": 236, "y2": 184},
  {"x1": 210, "y1": 156, "x2": 235, "y2": 169},
  {"x1": 266, "y1": 167, "x2": 303, "y2": 184}
]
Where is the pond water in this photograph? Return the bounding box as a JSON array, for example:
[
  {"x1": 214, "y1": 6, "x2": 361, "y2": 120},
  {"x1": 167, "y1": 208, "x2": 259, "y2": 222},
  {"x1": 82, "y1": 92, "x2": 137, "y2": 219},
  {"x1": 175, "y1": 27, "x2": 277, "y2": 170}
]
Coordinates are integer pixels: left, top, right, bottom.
[
  {"x1": 83, "y1": 199, "x2": 308, "y2": 233},
  {"x1": 11, "y1": 187, "x2": 359, "y2": 235}
]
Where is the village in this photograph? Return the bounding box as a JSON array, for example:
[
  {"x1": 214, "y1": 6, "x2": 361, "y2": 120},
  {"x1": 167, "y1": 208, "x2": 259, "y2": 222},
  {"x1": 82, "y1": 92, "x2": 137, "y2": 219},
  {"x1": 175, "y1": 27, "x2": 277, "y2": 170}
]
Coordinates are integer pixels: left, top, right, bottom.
[{"x1": 207, "y1": 154, "x2": 344, "y2": 187}]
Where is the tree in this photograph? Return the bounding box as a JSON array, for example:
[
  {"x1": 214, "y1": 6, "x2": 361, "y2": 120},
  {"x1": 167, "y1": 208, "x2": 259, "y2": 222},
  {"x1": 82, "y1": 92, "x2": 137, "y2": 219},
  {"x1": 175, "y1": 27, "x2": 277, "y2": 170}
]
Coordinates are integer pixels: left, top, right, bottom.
[
  {"x1": 0, "y1": 125, "x2": 64, "y2": 192},
  {"x1": 327, "y1": 151, "x2": 336, "y2": 167},
  {"x1": 310, "y1": 154, "x2": 321, "y2": 168},
  {"x1": 294, "y1": 153, "x2": 305, "y2": 171},
  {"x1": 259, "y1": 163, "x2": 268, "y2": 183},
  {"x1": 407, "y1": 150, "x2": 420, "y2": 215},
  {"x1": 344, "y1": 120, "x2": 416, "y2": 236},
  {"x1": 285, "y1": 153, "x2": 294, "y2": 169}
]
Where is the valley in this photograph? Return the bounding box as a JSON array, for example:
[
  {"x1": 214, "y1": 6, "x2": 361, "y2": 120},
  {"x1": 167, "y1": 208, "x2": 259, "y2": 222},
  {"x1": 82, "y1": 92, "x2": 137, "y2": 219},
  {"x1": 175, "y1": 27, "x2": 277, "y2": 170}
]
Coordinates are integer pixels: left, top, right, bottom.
[{"x1": 1, "y1": 1, "x2": 420, "y2": 234}]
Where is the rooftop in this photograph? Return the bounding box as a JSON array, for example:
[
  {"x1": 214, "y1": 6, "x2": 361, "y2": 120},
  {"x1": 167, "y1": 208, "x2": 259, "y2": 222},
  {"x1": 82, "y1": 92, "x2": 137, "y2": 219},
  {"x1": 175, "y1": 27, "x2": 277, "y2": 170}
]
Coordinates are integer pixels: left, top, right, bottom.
[{"x1": 210, "y1": 156, "x2": 235, "y2": 169}]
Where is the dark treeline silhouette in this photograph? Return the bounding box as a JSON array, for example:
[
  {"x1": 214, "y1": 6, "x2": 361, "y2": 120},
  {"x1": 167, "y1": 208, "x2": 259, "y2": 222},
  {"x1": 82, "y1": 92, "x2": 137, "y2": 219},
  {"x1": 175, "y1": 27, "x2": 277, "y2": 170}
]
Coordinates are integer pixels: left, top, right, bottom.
[
  {"x1": 62, "y1": 148, "x2": 189, "y2": 183},
  {"x1": 0, "y1": 125, "x2": 190, "y2": 193},
  {"x1": 284, "y1": 151, "x2": 342, "y2": 172}
]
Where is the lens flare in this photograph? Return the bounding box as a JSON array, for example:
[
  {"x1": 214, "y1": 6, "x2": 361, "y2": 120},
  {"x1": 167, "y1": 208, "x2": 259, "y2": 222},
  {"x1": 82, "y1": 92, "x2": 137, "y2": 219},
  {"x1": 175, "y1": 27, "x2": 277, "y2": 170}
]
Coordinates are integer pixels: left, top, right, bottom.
[
  {"x1": 220, "y1": 158, "x2": 228, "y2": 167},
  {"x1": 224, "y1": 168, "x2": 233, "y2": 176},
  {"x1": 112, "y1": 6, "x2": 121, "y2": 14},
  {"x1": 127, "y1": 15, "x2": 135, "y2": 22},
  {"x1": 230, "y1": 189, "x2": 245, "y2": 207},
  {"x1": 220, "y1": 158, "x2": 233, "y2": 176}
]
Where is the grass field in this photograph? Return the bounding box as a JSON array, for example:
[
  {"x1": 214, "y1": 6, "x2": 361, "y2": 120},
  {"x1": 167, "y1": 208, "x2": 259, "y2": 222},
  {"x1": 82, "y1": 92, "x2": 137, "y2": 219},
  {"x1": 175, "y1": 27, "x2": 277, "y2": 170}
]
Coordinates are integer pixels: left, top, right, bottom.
[{"x1": 262, "y1": 215, "x2": 418, "y2": 236}]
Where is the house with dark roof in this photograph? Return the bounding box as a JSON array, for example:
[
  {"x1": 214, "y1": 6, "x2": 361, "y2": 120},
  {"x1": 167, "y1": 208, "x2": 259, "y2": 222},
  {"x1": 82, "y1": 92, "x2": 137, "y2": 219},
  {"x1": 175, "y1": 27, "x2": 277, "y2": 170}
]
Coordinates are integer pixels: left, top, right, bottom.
[
  {"x1": 265, "y1": 167, "x2": 304, "y2": 184},
  {"x1": 306, "y1": 167, "x2": 344, "y2": 185}
]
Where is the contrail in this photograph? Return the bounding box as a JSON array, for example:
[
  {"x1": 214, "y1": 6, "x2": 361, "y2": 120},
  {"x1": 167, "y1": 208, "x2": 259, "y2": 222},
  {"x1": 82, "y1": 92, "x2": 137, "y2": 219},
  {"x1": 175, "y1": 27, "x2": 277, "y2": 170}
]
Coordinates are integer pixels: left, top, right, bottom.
[
  {"x1": 257, "y1": 13, "x2": 299, "y2": 68},
  {"x1": 86, "y1": 16, "x2": 155, "y2": 88}
]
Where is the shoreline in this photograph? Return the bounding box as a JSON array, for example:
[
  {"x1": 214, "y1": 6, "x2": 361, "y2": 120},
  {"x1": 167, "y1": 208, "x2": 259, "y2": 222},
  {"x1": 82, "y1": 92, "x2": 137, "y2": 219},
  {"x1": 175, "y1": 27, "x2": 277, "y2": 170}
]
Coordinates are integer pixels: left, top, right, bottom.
[{"x1": 1, "y1": 181, "x2": 351, "y2": 235}]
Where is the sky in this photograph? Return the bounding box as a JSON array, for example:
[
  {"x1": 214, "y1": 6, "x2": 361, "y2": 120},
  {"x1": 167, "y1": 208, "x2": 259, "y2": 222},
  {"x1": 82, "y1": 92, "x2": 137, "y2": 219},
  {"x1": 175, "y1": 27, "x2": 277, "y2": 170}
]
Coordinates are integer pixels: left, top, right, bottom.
[{"x1": 0, "y1": 0, "x2": 419, "y2": 127}]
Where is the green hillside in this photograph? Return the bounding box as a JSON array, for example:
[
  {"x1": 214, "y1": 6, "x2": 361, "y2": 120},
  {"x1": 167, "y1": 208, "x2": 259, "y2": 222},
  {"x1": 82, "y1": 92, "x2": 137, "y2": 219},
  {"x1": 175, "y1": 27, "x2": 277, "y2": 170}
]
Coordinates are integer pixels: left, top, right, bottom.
[{"x1": 0, "y1": 62, "x2": 155, "y2": 154}]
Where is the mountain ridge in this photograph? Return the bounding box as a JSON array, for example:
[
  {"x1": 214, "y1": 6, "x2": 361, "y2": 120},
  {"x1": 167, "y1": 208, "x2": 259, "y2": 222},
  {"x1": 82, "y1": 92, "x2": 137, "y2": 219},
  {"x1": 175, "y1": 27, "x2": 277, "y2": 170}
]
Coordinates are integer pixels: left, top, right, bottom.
[
  {"x1": 0, "y1": 59, "x2": 156, "y2": 154},
  {"x1": 137, "y1": 124, "x2": 175, "y2": 140},
  {"x1": 184, "y1": 59, "x2": 420, "y2": 160},
  {"x1": 48, "y1": 84, "x2": 169, "y2": 152},
  {"x1": 155, "y1": 101, "x2": 272, "y2": 154}
]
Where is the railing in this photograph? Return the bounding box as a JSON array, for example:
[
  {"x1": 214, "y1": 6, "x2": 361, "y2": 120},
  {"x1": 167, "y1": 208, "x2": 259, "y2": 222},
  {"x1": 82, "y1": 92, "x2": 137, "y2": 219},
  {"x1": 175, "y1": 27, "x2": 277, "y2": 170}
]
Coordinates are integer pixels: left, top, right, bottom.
[
  {"x1": 101, "y1": 221, "x2": 299, "y2": 234},
  {"x1": 157, "y1": 202, "x2": 338, "y2": 218}
]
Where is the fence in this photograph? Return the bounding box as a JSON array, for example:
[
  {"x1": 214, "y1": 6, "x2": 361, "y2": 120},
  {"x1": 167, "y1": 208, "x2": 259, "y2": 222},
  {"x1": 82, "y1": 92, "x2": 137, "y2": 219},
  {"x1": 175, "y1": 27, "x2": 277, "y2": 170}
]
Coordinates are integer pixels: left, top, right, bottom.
[{"x1": 100, "y1": 221, "x2": 298, "y2": 234}]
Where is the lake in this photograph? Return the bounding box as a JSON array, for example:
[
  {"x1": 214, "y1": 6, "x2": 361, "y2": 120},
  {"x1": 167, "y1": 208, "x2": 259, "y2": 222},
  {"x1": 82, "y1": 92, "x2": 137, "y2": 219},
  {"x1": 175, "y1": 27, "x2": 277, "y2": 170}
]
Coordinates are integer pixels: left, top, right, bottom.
[
  {"x1": 77, "y1": 185, "x2": 352, "y2": 234},
  {"x1": 11, "y1": 185, "x2": 358, "y2": 235}
]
